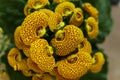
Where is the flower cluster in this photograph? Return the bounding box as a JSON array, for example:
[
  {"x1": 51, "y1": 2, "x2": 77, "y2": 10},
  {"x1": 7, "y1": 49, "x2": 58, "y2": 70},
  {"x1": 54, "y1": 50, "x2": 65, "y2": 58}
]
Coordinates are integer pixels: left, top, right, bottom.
[{"x1": 7, "y1": 0, "x2": 105, "y2": 80}]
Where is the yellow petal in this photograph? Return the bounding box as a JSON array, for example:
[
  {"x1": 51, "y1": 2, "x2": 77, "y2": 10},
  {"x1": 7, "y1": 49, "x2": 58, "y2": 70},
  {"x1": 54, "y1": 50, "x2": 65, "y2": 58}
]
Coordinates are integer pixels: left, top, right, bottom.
[
  {"x1": 90, "y1": 52, "x2": 105, "y2": 73},
  {"x1": 86, "y1": 17, "x2": 99, "y2": 39}
]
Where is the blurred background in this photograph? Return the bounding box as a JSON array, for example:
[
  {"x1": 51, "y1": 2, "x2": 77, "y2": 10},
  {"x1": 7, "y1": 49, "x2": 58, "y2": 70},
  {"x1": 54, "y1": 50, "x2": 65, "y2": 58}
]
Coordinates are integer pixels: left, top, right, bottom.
[
  {"x1": 0, "y1": 0, "x2": 120, "y2": 80},
  {"x1": 99, "y1": 2, "x2": 120, "y2": 80}
]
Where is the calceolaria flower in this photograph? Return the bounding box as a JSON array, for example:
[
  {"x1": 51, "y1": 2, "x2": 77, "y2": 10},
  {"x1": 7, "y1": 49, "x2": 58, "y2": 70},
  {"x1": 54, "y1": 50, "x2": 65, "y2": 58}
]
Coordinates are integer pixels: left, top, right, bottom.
[
  {"x1": 7, "y1": 48, "x2": 22, "y2": 68},
  {"x1": 27, "y1": 0, "x2": 50, "y2": 9},
  {"x1": 55, "y1": 1, "x2": 75, "y2": 16},
  {"x1": 14, "y1": 59, "x2": 28, "y2": 71},
  {"x1": 24, "y1": 4, "x2": 31, "y2": 16},
  {"x1": 50, "y1": 68, "x2": 79, "y2": 80},
  {"x1": 51, "y1": 25, "x2": 84, "y2": 56},
  {"x1": 6, "y1": 0, "x2": 109, "y2": 80},
  {"x1": 48, "y1": 12, "x2": 65, "y2": 32},
  {"x1": 22, "y1": 70, "x2": 33, "y2": 77},
  {"x1": 24, "y1": 0, "x2": 50, "y2": 16},
  {"x1": 14, "y1": 26, "x2": 29, "y2": 50},
  {"x1": 32, "y1": 74, "x2": 52, "y2": 80},
  {"x1": 20, "y1": 11, "x2": 48, "y2": 45},
  {"x1": 53, "y1": 0, "x2": 67, "y2": 3},
  {"x1": 69, "y1": 8, "x2": 84, "y2": 27},
  {"x1": 78, "y1": 38, "x2": 92, "y2": 54},
  {"x1": 27, "y1": 58, "x2": 43, "y2": 73},
  {"x1": 22, "y1": 46, "x2": 30, "y2": 57},
  {"x1": 86, "y1": 17, "x2": 99, "y2": 39},
  {"x1": 83, "y1": 2, "x2": 99, "y2": 20},
  {"x1": 90, "y1": 52, "x2": 105, "y2": 73},
  {"x1": 57, "y1": 51, "x2": 93, "y2": 79},
  {"x1": 39, "y1": 9, "x2": 54, "y2": 17},
  {"x1": 30, "y1": 39, "x2": 55, "y2": 72}
]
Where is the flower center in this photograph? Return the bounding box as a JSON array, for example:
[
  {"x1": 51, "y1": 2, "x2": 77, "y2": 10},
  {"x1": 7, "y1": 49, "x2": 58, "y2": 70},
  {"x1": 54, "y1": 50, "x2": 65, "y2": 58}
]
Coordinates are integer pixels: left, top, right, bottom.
[
  {"x1": 63, "y1": 8, "x2": 72, "y2": 16},
  {"x1": 67, "y1": 55, "x2": 77, "y2": 63},
  {"x1": 76, "y1": 12, "x2": 81, "y2": 18},
  {"x1": 14, "y1": 52, "x2": 22, "y2": 62},
  {"x1": 46, "y1": 46, "x2": 53, "y2": 57},
  {"x1": 57, "y1": 21, "x2": 65, "y2": 29},
  {"x1": 78, "y1": 42, "x2": 84, "y2": 50},
  {"x1": 86, "y1": 23, "x2": 93, "y2": 32},
  {"x1": 34, "y1": 2, "x2": 43, "y2": 9},
  {"x1": 36, "y1": 26, "x2": 46, "y2": 38},
  {"x1": 55, "y1": 30, "x2": 65, "y2": 41},
  {"x1": 92, "y1": 55, "x2": 98, "y2": 64}
]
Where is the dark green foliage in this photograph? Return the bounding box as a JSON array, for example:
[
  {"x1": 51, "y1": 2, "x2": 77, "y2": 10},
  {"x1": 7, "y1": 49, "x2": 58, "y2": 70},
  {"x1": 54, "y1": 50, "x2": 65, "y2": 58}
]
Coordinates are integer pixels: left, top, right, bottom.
[
  {"x1": 0, "y1": 0, "x2": 27, "y2": 42},
  {"x1": 95, "y1": 0, "x2": 113, "y2": 43}
]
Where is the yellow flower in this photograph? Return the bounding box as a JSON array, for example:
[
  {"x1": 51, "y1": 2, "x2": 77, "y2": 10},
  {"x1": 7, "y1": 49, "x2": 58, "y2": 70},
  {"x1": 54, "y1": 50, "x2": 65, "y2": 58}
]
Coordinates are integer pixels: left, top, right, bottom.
[
  {"x1": 32, "y1": 74, "x2": 52, "y2": 80},
  {"x1": 48, "y1": 12, "x2": 65, "y2": 32},
  {"x1": 7, "y1": 48, "x2": 22, "y2": 68},
  {"x1": 53, "y1": 0, "x2": 67, "y2": 3},
  {"x1": 8, "y1": 50, "x2": 29, "y2": 72},
  {"x1": 41, "y1": 74, "x2": 53, "y2": 80},
  {"x1": 86, "y1": 17, "x2": 99, "y2": 39},
  {"x1": 27, "y1": 0, "x2": 50, "y2": 9},
  {"x1": 39, "y1": 9, "x2": 54, "y2": 17},
  {"x1": 51, "y1": 25, "x2": 84, "y2": 56},
  {"x1": 24, "y1": 4, "x2": 53, "y2": 16},
  {"x1": 23, "y1": 46, "x2": 30, "y2": 57},
  {"x1": 14, "y1": 59, "x2": 29, "y2": 71},
  {"x1": 32, "y1": 74, "x2": 41, "y2": 80},
  {"x1": 90, "y1": 52, "x2": 105, "y2": 73},
  {"x1": 50, "y1": 68, "x2": 79, "y2": 80},
  {"x1": 20, "y1": 11, "x2": 48, "y2": 45},
  {"x1": 14, "y1": 26, "x2": 30, "y2": 57},
  {"x1": 14, "y1": 26, "x2": 29, "y2": 49},
  {"x1": 22, "y1": 70, "x2": 33, "y2": 77},
  {"x1": 83, "y1": 3, "x2": 99, "y2": 20},
  {"x1": 27, "y1": 58, "x2": 43, "y2": 73},
  {"x1": 24, "y1": 4, "x2": 31, "y2": 16},
  {"x1": 57, "y1": 51, "x2": 93, "y2": 79},
  {"x1": 30, "y1": 39, "x2": 55, "y2": 72},
  {"x1": 78, "y1": 38, "x2": 92, "y2": 54},
  {"x1": 55, "y1": 2, "x2": 75, "y2": 16},
  {"x1": 69, "y1": 8, "x2": 84, "y2": 27}
]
